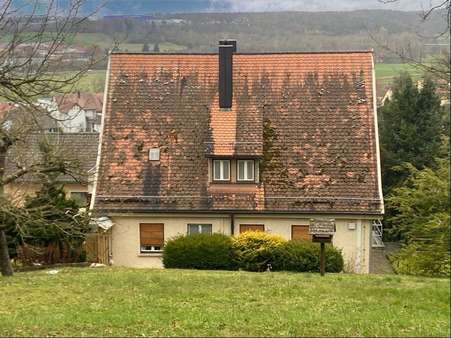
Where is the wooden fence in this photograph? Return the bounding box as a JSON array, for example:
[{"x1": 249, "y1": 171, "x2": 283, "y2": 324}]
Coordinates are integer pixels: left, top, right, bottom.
[{"x1": 85, "y1": 231, "x2": 111, "y2": 265}]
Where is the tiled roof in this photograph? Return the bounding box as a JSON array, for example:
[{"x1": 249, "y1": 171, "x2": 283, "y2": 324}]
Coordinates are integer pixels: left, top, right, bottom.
[
  {"x1": 5, "y1": 133, "x2": 99, "y2": 184},
  {"x1": 0, "y1": 102, "x2": 14, "y2": 119},
  {"x1": 55, "y1": 92, "x2": 103, "y2": 113},
  {"x1": 94, "y1": 51, "x2": 383, "y2": 214}
]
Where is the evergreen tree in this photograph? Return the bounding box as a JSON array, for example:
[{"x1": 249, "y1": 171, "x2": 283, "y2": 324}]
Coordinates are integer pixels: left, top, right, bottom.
[
  {"x1": 386, "y1": 160, "x2": 450, "y2": 277},
  {"x1": 5, "y1": 173, "x2": 91, "y2": 265},
  {"x1": 153, "y1": 42, "x2": 160, "y2": 52},
  {"x1": 23, "y1": 175, "x2": 89, "y2": 249},
  {"x1": 379, "y1": 73, "x2": 443, "y2": 193}
]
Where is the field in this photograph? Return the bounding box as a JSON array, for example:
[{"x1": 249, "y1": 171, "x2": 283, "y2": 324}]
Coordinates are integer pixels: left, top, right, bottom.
[
  {"x1": 375, "y1": 63, "x2": 423, "y2": 90},
  {"x1": 0, "y1": 32, "x2": 186, "y2": 53},
  {"x1": 0, "y1": 268, "x2": 449, "y2": 336}
]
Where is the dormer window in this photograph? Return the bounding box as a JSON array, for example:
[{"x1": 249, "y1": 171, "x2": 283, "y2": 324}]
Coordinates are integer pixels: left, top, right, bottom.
[
  {"x1": 213, "y1": 159, "x2": 230, "y2": 181},
  {"x1": 237, "y1": 160, "x2": 255, "y2": 182}
]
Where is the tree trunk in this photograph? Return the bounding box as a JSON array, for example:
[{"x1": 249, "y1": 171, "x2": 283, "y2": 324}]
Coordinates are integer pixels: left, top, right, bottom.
[
  {"x1": 0, "y1": 230, "x2": 13, "y2": 276},
  {"x1": 0, "y1": 148, "x2": 14, "y2": 276}
]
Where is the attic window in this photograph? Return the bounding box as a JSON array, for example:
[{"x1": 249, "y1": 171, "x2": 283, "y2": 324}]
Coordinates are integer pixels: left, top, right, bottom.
[
  {"x1": 237, "y1": 160, "x2": 255, "y2": 181},
  {"x1": 213, "y1": 159, "x2": 230, "y2": 181},
  {"x1": 149, "y1": 148, "x2": 160, "y2": 161}
]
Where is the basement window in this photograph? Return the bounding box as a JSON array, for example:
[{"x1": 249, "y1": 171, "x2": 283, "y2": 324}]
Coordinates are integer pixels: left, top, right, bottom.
[
  {"x1": 213, "y1": 159, "x2": 230, "y2": 181},
  {"x1": 237, "y1": 160, "x2": 255, "y2": 182},
  {"x1": 187, "y1": 224, "x2": 212, "y2": 235},
  {"x1": 149, "y1": 148, "x2": 160, "y2": 161},
  {"x1": 140, "y1": 223, "x2": 164, "y2": 253}
]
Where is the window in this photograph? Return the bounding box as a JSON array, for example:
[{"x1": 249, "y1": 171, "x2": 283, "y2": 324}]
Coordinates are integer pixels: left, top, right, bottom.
[
  {"x1": 291, "y1": 225, "x2": 312, "y2": 241},
  {"x1": 237, "y1": 160, "x2": 255, "y2": 181},
  {"x1": 213, "y1": 159, "x2": 230, "y2": 181},
  {"x1": 187, "y1": 224, "x2": 212, "y2": 235},
  {"x1": 240, "y1": 224, "x2": 265, "y2": 233},
  {"x1": 140, "y1": 223, "x2": 164, "y2": 252},
  {"x1": 149, "y1": 148, "x2": 160, "y2": 161}
]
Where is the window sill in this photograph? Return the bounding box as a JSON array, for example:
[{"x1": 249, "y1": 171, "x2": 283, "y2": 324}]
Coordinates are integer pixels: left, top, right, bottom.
[{"x1": 138, "y1": 252, "x2": 163, "y2": 257}]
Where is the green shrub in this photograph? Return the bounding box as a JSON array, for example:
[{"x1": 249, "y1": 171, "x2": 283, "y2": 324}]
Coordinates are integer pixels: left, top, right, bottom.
[
  {"x1": 389, "y1": 240, "x2": 450, "y2": 277},
  {"x1": 232, "y1": 231, "x2": 285, "y2": 271},
  {"x1": 163, "y1": 231, "x2": 344, "y2": 273},
  {"x1": 272, "y1": 240, "x2": 344, "y2": 273},
  {"x1": 163, "y1": 233, "x2": 235, "y2": 270}
]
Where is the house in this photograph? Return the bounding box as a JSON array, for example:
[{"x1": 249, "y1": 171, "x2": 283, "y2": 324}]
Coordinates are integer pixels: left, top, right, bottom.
[
  {"x1": 91, "y1": 41, "x2": 384, "y2": 273},
  {"x1": 380, "y1": 79, "x2": 450, "y2": 107},
  {"x1": 39, "y1": 92, "x2": 103, "y2": 133},
  {"x1": 5, "y1": 133, "x2": 99, "y2": 206}
]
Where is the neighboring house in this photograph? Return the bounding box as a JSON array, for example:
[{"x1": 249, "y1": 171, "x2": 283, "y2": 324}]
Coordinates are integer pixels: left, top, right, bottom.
[
  {"x1": 5, "y1": 133, "x2": 99, "y2": 207},
  {"x1": 0, "y1": 102, "x2": 14, "y2": 119},
  {"x1": 380, "y1": 79, "x2": 450, "y2": 107},
  {"x1": 91, "y1": 41, "x2": 384, "y2": 273},
  {"x1": 39, "y1": 92, "x2": 103, "y2": 133}
]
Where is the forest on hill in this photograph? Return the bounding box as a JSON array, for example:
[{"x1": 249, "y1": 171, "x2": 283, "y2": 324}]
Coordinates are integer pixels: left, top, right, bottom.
[{"x1": 76, "y1": 10, "x2": 448, "y2": 62}]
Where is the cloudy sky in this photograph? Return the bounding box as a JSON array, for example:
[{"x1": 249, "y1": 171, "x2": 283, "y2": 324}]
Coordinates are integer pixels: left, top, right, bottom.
[{"x1": 208, "y1": 0, "x2": 443, "y2": 12}]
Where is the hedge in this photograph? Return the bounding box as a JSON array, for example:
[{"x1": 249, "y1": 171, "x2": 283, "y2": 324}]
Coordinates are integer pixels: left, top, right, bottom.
[
  {"x1": 163, "y1": 232, "x2": 344, "y2": 273},
  {"x1": 162, "y1": 233, "x2": 235, "y2": 270},
  {"x1": 272, "y1": 240, "x2": 344, "y2": 272}
]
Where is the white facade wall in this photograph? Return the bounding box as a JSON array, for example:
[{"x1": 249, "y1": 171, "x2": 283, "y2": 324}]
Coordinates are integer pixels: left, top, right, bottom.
[{"x1": 109, "y1": 213, "x2": 374, "y2": 273}]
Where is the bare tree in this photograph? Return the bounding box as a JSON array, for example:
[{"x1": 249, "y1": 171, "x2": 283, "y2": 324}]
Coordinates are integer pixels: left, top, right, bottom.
[
  {"x1": 0, "y1": 0, "x2": 102, "y2": 276},
  {"x1": 375, "y1": 0, "x2": 450, "y2": 81}
]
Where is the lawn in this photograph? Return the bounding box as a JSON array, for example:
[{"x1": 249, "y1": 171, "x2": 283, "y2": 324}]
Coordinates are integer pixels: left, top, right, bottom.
[
  {"x1": 375, "y1": 63, "x2": 424, "y2": 90},
  {"x1": 374, "y1": 63, "x2": 422, "y2": 78},
  {"x1": 0, "y1": 268, "x2": 449, "y2": 337}
]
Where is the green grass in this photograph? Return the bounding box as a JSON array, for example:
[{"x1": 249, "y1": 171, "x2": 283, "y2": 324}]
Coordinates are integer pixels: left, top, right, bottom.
[
  {"x1": 375, "y1": 63, "x2": 422, "y2": 78},
  {"x1": 0, "y1": 32, "x2": 186, "y2": 53},
  {"x1": 0, "y1": 268, "x2": 449, "y2": 336},
  {"x1": 375, "y1": 63, "x2": 425, "y2": 90},
  {"x1": 72, "y1": 70, "x2": 106, "y2": 92}
]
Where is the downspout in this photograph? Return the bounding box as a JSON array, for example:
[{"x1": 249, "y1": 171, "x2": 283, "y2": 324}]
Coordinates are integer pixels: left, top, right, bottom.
[
  {"x1": 356, "y1": 219, "x2": 362, "y2": 273},
  {"x1": 230, "y1": 214, "x2": 235, "y2": 236}
]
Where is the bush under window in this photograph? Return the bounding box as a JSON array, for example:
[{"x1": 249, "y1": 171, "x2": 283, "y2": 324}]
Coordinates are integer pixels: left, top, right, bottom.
[
  {"x1": 232, "y1": 231, "x2": 285, "y2": 272},
  {"x1": 163, "y1": 231, "x2": 344, "y2": 273},
  {"x1": 163, "y1": 233, "x2": 235, "y2": 270},
  {"x1": 274, "y1": 240, "x2": 343, "y2": 272}
]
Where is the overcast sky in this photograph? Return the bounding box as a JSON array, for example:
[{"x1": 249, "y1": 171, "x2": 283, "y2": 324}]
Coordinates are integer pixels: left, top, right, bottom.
[{"x1": 208, "y1": 0, "x2": 444, "y2": 12}]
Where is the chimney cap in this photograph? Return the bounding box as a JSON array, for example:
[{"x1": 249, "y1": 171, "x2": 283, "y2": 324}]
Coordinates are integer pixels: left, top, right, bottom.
[{"x1": 219, "y1": 39, "x2": 237, "y2": 53}]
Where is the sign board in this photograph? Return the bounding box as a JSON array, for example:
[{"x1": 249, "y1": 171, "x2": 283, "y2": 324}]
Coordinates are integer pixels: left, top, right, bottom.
[
  {"x1": 309, "y1": 219, "x2": 336, "y2": 276},
  {"x1": 309, "y1": 219, "x2": 336, "y2": 237}
]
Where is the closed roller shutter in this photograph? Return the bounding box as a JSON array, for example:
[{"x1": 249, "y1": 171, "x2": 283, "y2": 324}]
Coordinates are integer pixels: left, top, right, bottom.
[
  {"x1": 292, "y1": 225, "x2": 311, "y2": 241},
  {"x1": 240, "y1": 224, "x2": 265, "y2": 233},
  {"x1": 140, "y1": 223, "x2": 164, "y2": 247}
]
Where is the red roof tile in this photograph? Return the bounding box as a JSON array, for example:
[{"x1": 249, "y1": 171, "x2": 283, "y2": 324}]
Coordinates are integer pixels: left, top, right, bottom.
[
  {"x1": 55, "y1": 92, "x2": 103, "y2": 113},
  {"x1": 93, "y1": 51, "x2": 383, "y2": 214}
]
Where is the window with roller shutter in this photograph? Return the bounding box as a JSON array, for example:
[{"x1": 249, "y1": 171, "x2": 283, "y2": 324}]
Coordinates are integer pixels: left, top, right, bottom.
[
  {"x1": 140, "y1": 223, "x2": 164, "y2": 252},
  {"x1": 240, "y1": 224, "x2": 265, "y2": 233},
  {"x1": 291, "y1": 225, "x2": 312, "y2": 241}
]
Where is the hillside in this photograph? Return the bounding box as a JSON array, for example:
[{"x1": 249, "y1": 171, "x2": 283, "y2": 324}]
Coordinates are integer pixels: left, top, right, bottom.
[
  {"x1": 10, "y1": 0, "x2": 441, "y2": 14},
  {"x1": 74, "y1": 10, "x2": 447, "y2": 63}
]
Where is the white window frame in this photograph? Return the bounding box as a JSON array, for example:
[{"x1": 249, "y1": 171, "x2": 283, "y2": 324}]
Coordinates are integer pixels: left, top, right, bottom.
[
  {"x1": 187, "y1": 224, "x2": 213, "y2": 235},
  {"x1": 237, "y1": 160, "x2": 255, "y2": 182},
  {"x1": 212, "y1": 159, "x2": 230, "y2": 181},
  {"x1": 140, "y1": 245, "x2": 162, "y2": 253},
  {"x1": 149, "y1": 148, "x2": 160, "y2": 161}
]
